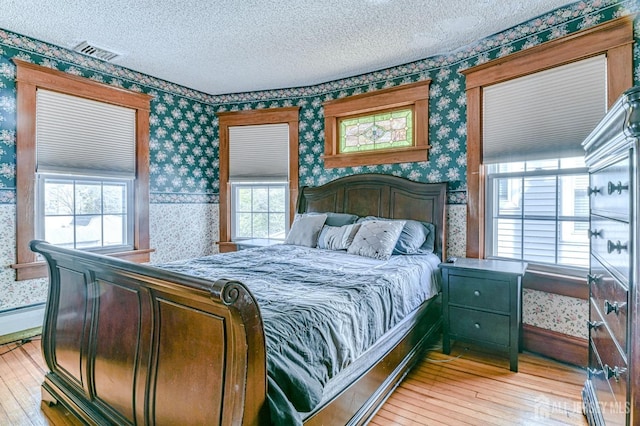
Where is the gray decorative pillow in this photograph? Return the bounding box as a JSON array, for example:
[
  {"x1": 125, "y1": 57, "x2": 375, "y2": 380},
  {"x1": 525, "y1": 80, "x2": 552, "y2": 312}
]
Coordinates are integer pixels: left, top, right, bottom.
[
  {"x1": 305, "y1": 212, "x2": 359, "y2": 227},
  {"x1": 284, "y1": 214, "x2": 327, "y2": 247},
  {"x1": 420, "y1": 222, "x2": 436, "y2": 254},
  {"x1": 347, "y1": 220, "x2": 405, "y2": 260},
  {"x1": 317, "y1": 223, "x2": 361, "y2": 251},
  {"x1": 381, "y1": 219, "x2": 425, "y2": 254},
  {"x1": 358, "y1": 216, "x2": 436, "y2": 254}
]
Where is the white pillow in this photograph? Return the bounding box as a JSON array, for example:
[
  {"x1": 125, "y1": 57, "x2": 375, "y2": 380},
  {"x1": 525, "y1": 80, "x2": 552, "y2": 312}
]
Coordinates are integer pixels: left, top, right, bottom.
[
  {"x1": 317, "y1": 223, "x2": 361, "y2": 251},
  {"x1": 347, "y1": 220, "x2": 405, "y2": 260},
  {"x1": 284, "y1": 214, "x2": 327, "y2": 247}
]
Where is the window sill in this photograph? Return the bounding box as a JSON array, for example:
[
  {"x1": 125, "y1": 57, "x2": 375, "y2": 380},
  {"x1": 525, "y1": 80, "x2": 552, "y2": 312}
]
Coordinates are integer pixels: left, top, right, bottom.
[
  {"x1": 10, "y1": 248, "x2": 155, "y2": 281},
  {"x1": 522, "y1": 269, "x2": 587, "y2": 300},
  {"x1": 217, "y1": 241, "x2": 238, "y2": 253},
  {"x1": 323, "y1": 146, "x2": 430, "y2": 169},
  {"x1": 234, "y1": 238, "x2": 283, "y2": 250}
]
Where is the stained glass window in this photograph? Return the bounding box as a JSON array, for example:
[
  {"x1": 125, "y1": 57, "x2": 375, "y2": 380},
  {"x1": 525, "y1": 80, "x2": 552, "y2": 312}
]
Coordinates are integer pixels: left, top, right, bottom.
[
  {"x1": 339, "y1": 108, "x2": 413, "y2": 153},
  {"x1": 322, "y1": 80, "x2": 430, "y2": 168}
]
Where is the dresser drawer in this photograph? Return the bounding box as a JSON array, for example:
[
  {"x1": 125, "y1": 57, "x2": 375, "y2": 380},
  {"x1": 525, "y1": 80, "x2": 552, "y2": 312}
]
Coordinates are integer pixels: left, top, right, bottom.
[
  {"x1": 588, "y1": 338, "x2": 628, "y2": 426},
  {"x1": 448, "y1": 306, "x2": 509, "y2": 347},
  {"x1": 590, "y1": 156, "x2": 630, "y2": 221},
  {"x1": 590, "y1": 257, "x2": 628, "y2": 352},
  {"x1": 448, "y1": 275, "x2": 510, "y2": 313},
  {"x1": 590, "y1": 303, "x2": 627, "y2": 364},
  {"x1": 590, "y1": 216, "x2": 629, "y2": 284}
]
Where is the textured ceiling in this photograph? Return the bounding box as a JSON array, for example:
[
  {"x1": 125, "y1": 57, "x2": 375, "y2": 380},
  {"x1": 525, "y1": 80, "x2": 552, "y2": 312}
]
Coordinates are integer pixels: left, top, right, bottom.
[{"x1": 0, "y1": 0, "x2": 574, "y2": 95}]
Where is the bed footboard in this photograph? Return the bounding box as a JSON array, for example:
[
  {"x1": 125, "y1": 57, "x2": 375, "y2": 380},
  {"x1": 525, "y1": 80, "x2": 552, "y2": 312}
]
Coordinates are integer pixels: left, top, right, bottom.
[{"x1": 31, "y1": 240, "x2": 268, "y2": 426}]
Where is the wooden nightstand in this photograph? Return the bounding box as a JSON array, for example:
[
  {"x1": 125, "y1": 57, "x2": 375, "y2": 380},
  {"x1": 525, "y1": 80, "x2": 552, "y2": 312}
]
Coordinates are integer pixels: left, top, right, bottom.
[{"x1": 440, "y1": 258, "x2": 527, "y2": 372}]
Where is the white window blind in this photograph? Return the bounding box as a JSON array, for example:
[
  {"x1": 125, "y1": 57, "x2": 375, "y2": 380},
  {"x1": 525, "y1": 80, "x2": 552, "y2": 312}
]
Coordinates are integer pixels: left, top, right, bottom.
[
  {"x1": 483, "y1": 55, "x2": 606, "y2": 164},
  {"x1": 229, "y1": 123, "x2": 289, "y2": 181},
  {"x1": 36, "y1": 89, "x2": 136, "y2": 177}
]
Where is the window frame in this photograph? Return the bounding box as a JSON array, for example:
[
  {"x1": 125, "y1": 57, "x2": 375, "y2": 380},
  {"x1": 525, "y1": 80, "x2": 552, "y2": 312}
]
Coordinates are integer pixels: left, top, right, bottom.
[
  {"x1": 230, "y1": 181, "x2": 289, "y2": 242},
  {"x1": 485, "y1": 160, "x2": 590, "y2": 274},
  {"x1": 12, "y1": 59, "x2": 153, "y2": 280},
  {"x1": 217, "y1": 107, "x2": 300, "y2": 253},
  {"x1": 322, "y1": 80, "x2": 431, "y2": 168},
  {"x1": 461, "y1": 16, "x2": 634, "y2": 259}
]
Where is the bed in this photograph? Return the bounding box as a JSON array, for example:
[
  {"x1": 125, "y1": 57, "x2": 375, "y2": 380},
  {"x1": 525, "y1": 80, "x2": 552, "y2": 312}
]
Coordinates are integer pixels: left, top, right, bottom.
[{"x1": 32, "y1": 173, "x2": 447, "y2": 425}]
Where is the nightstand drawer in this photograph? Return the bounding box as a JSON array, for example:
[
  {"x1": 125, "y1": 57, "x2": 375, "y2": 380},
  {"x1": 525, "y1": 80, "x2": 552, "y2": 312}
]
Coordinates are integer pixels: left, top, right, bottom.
[
  {"x1": 448, "y1": 275, "x2": 510, "y2": 312},
  {"x1": 449, "y1": 306, "x2": 510, "y2": 347}
]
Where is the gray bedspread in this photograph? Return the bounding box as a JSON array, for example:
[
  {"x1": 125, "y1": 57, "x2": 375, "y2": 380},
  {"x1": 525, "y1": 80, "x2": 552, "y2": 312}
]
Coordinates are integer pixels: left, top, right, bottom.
[{"x1": 157, "y1": 244, "x2": 441, "y2": 425}]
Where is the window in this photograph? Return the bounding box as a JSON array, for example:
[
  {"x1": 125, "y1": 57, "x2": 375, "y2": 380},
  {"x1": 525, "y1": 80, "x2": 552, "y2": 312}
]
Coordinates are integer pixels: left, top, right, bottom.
[
  {"x1": 462, "y1": 16, "x2": 634, "y2": 259},
  {"x1": 479, "y1": 55, "x2": 606, "y2": 273},
  {"x1": 323, "y1": 80, "x2": 430, "y2": 168},
  {"x1": 486, "y1": 157, "x2": 589, "y2": 271},
  {"x1": 339, "y1": 107, "x2": 413, "y2": 153},
  {"x1": 231, "y1": 182, "x2": 288, "y2": 241},
  {"x1": 37, "y1": 175, "x2": 133, "y2": 251},
  {"x1": 217, "y1": 108, "x2": 299, "y2": 252},
  {"x1": 227, "y1": 123, "x2": 290, "y2": 243},
  {"x1": 12, "y1": 59, "x2": 152, "y2": 280},
  {"x1": 33, "y1": 87, "x2": 137, "y2": 253}
]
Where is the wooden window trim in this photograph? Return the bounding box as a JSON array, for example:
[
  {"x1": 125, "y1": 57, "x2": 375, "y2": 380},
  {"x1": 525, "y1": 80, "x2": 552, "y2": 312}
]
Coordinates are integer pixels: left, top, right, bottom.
[
  {"x1": 11, "y1": 59, "x2": 153, "y2": 280},
  {"x1": 322, "y1": 80, "x2": 431, "y2": 168},
  {"x1": 217, "y1": 107, "x2": 300, "y2": 253},
  {"x1": 523, "y1": 270, "x2": 588, "y2": 300},
  {"x1": 461, "y1": 16, "x2": 634, "y2": 259}
]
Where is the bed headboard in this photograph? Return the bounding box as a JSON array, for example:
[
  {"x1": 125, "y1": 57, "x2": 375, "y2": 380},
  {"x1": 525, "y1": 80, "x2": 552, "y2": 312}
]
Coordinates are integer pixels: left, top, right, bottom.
[{"x1": 297, "y1": 174, "x2": 447, "y2": 259}]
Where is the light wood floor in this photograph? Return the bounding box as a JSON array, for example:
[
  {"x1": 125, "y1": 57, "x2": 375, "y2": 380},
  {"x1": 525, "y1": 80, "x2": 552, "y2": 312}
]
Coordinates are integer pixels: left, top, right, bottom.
[
  {"x1": 0, "y1": 337, "x2": 587, "y2": 425},
  {"x1": 372, "y1": 343, "x2": 588, "y2": 426}
]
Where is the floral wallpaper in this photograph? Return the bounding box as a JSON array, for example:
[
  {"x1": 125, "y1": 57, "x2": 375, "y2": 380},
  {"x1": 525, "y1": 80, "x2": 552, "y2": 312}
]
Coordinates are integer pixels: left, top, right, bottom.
[
  {"x1": 149, "y1": 96, "x2": 218, "y2": 203},
  {"x1": 150, "y1": 203, "x2": 219, "y2": 264},
  {"x1": 208, "y1": 0, "x2": 638, "y2": 199},
  {"x1": 524, "y1": 289, "x2": 588, "y2": 338},
  {"x1": 0, "y1": 0, "x2": 637, "y2": 339},
  {"x1": 446, "y1": 205, "x2": 466, "y2": 258},
  {"x1": 0, "y1": 35, "x2": 222, "y2": 310},
  {"x1": 0, "y1": 51, "x2": 219, "y2": 204},
  {"x1": 0, "y1": 205, "x2": 48, "y2": 309},
  {"x1": 0, "y1": 0, "x2": 636, "y2": 205}
]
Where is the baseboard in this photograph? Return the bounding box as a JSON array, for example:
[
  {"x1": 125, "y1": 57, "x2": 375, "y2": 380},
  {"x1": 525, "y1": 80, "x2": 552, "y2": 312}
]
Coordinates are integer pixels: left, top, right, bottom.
[
  {"x1": 522, "y1": 324, "x2": 587, "y2": 367},
  {"x1": 0, "y1": 304, "x2": 45, "y2": 343},
  {"x1": 0, "y1": 326, "x2": 42, "y2": 345}
]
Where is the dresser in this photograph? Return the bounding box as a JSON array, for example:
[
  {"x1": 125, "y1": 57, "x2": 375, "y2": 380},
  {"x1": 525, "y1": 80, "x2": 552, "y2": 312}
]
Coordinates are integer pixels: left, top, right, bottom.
[
  {"x1": 582, "y1": 86, "x2": 640, "y2": 425},
  {"x1": 441, "y1": 258, "x2": 527, "y2": 372}
]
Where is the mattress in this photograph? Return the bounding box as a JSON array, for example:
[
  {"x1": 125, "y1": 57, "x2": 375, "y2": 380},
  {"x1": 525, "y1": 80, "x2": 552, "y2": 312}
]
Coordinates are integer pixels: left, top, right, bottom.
[{"x1": 158, "y1": 244, "x2": 441, "y2": 424}]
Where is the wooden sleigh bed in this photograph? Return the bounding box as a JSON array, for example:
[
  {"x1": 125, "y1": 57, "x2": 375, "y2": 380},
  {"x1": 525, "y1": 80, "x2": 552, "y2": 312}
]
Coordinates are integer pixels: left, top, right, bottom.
[{"x1": 32, "y1": 173, "x2": 447, "y2": 425}]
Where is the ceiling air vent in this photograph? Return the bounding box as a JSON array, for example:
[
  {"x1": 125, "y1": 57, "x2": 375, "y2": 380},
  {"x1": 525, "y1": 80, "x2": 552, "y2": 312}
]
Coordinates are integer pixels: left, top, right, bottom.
[{"x1": 73, "y1": 41, "x2": 119, "y2": 61}]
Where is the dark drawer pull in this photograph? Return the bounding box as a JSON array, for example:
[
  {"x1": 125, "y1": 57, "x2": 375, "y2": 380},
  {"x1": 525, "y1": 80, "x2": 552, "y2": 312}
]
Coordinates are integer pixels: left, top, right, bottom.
[
  {"x1": 587, "y1": 229, "x2": 602, "y2": 238},
  {"x1": 587, "y1": 320, "x2": 604, "y2": 330},
  {"x1": 604, "y1": 364, "x2": 626, "y2": 382},
  {"x1": 474, "y1": 322, "x2": 481, "y2": 329},
  {"x1": 607, "y1": 240, "x2": 628, "y2": 254},
  {"x1": 473, "y1": 290, "x2": 481, "y2": 297},
  {"x1": 588, "y1": 186, "x2": 601, "y2": 196},
  {"x1": 604, "y1": 299, "x2": 626, "y2": 316},
  {"x1": 607, "y1": 181, "x2": 629, "y2": 195},
  {"x1": 587, "y1": 274, "x2": 602, "y2": 285}
]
